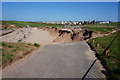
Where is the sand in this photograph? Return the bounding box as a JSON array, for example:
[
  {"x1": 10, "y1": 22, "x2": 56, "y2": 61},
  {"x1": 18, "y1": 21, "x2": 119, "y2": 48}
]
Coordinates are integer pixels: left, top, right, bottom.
[
  {"x1": 23, "y1": 27, "x2": 56, "y2": 45},
  {"x1": 0, "y1": 27, "x2": 56, "y2": 45}
]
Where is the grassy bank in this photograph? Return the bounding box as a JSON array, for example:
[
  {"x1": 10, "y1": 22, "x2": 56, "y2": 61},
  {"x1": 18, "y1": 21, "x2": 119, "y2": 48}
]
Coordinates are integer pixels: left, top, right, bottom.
[
  {"x1": 0, "y1": 42, "x2": 40, "y2": 68},
  {"x1": 2, "y1": 21, "x2": 63, "y2": 28},
  {"x1": 85, "y1": 27, "x2": 116, "y2": 33},
  {"x1": 71, "y1": 23, "x2": 118, "y2": 33},
  {"x1": 80, "y1": 22, "x2": 119, "y2": 28},
  {"x1": 88, "y1": 32, "x2": 120, "y2": 79}
]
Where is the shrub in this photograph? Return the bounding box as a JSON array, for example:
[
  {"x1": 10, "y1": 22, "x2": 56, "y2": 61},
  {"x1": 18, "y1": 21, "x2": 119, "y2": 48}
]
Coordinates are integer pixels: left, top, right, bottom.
[
  {"x1": 12, "y1": 49, "x2": 17, "y2": 52},
  {"x1": 33, "y1": 43, "x2": 40, "y2": 47},
  {"x1": 28, "y1": 43, "x2": 32, "y2": 46},
  {"x1": 2, "y1": 42, "x2": 7, "y2": 46},
  {"x1": 7, "y1": 45, "x2": 13, "y2": 48}
]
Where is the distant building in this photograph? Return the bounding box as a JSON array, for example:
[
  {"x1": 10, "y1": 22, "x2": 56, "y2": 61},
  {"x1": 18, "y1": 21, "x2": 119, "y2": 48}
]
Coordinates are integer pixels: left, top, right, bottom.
[
  {"x1": 42, "y1": 21, "x2": 111, "y2": 25},
  {"x1": 99, "y1": 21, "x2": 110, "y2": 24}
]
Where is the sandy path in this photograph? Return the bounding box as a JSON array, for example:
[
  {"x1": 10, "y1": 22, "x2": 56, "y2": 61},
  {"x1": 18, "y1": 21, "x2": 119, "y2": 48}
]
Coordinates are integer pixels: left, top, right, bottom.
[
  {"x1": 23, "y1": 28, "x2": 56, "y2": 45},
  {"x1": 0, "y1": 27, "x2": 56, "y2": 45}
]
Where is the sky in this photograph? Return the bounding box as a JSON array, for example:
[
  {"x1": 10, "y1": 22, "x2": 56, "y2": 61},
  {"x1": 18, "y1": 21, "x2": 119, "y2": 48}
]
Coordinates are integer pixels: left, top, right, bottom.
[
  {"x1": 2, "y1": 2, "x2": 118, "y2": 21},
  {"x1": 1, "y1": 0, "x2": 120, "y2": 2}
]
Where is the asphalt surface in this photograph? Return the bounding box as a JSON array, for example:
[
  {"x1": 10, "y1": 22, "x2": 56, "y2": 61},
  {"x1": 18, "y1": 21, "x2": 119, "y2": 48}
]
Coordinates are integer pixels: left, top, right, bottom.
[{"x1": 2, "y1": 41, "x2": 105, "y2": 78}]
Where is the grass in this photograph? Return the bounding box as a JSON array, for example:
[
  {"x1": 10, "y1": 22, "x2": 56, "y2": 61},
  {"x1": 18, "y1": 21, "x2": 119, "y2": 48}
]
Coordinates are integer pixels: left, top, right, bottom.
[
  {"x1": 2, "y1": 20, "x2": 63, "y2": 28},
  {"x1": 85, "y1": 27, "x2": 116, "y2": 33},
  {"x1": 80, "y1": 22, "x2": 120, "y2": 28},
  {"x1": 68, "y1": 23, "x2": 118, "y2": 33},
  {"x1": 95, "y1": 22, "x2": 119, "y2": 27},
  {"x1": 1, "y1": 42, "x2": 40, "y2": 68},
  {"x1": 79, "y1": 22, "x2": 118, "y2": 33},
  {"x1": 88, "y1": 32, "x2": 120, "y2": 79},
  {"x1": 0, "y1": 21, "x2": 2, "y2": 25}
]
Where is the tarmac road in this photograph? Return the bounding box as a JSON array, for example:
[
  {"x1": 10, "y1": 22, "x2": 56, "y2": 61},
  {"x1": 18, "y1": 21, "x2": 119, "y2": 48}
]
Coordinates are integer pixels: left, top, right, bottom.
[{"x1": 2, "y1": 41, "x2": 105, "y2": 78}]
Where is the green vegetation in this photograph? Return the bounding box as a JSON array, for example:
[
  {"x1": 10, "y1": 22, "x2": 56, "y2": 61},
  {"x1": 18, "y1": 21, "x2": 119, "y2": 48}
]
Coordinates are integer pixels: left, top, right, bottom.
[
  {"x1": 0, "y1": 42, "x2": 2, "y2": 46},
  {"x1": 2, "y1": 21, "x2": 63, "y2": 28},
  {"x1": 79, "y1": 22, "x2": 118, "y2": 33},
  {"x1": 94, "y1": 22, "x2": 119, "y2": 27},
  {"x1": 1, "y1": 42, "x2": 40, "y2": 68},
  {"x1": 80, "y1": 22, "x2": 119, "y2": 27},
  {"x1": 70, "y1": 23, "x2": 118, "y2": 33},
  {"x1": 0, "y1": 21, "x2": 2, "y2": 25},
  {"x1": 85, "y1": 27, "x2": 116, "y2": 33},
  {"x1": 33, "y1": 43, "x2": 40, "y2": 47},
  {"x1": 88, "y1": 32, "x2": 120, "y2": 79}
]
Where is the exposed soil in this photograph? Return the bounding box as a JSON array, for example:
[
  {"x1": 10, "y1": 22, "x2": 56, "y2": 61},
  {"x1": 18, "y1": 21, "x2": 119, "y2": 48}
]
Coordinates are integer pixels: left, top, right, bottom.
[
  {"x1": 0, "y1": 25, "x2": 93, "y2": 45},
  {"x1": 85, "y1": 29, "x2": 117, "y2": 42},
  {"x1": 38, "y1": 27, "x2": 85, "y2": 44}
]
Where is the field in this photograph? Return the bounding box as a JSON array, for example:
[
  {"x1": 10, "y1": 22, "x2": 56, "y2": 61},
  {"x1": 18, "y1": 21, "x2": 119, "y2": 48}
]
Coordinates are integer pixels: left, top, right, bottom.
[
  {"x1": 80, "y1": 22, "x2": 120, "y2": 28},
  {"x1": 79, "y1": 22, "x2": 119, "y2": 33},
  {"x1": 0, "y1": 42, "x2": 40, "y2": 68},
  {"x1": 85, "y1": 27, "x2": 116, "y2": 33},
  {"x1": 2, "y1": 21, "x2": 63, "y2": 28},
  {"x1": 88, "y1": 32, "x2": 120, "y2": 79}
]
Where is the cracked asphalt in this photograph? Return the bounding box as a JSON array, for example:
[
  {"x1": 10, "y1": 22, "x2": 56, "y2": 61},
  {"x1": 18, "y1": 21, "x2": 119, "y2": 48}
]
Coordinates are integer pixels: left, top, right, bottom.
[{"x1": 2, "y1": 41, "x2": 105, "y2": 78}]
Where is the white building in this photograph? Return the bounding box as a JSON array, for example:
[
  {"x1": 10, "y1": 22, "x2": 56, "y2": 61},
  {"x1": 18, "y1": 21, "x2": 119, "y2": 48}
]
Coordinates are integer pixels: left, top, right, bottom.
[{"x1": 99, "y1": 21, "x2": 110, "y2": 24}]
